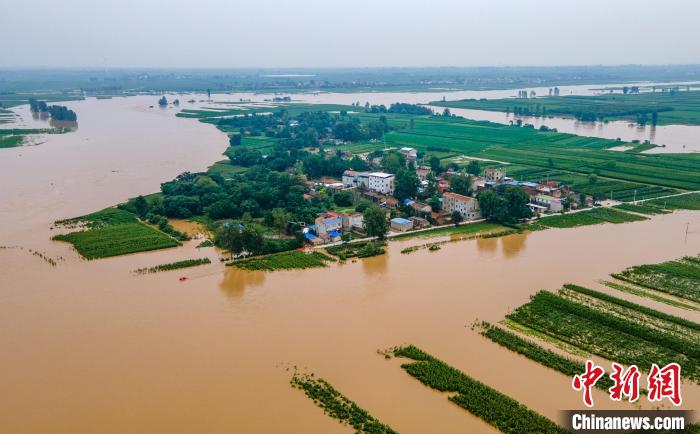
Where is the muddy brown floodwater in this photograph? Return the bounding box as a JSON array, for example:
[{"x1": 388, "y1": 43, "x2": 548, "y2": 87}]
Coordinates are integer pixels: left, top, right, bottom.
[{"x1": 1, "y1": 95, "x2": 699, "y2": 434}]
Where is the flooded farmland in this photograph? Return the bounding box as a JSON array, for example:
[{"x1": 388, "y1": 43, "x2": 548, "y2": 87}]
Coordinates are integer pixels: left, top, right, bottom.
[{"x1": 1, "y1": 94, "x2": 699, "y2": 433}]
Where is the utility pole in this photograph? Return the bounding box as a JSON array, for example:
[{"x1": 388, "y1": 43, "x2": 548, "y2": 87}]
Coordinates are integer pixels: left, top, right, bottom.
[{"x1": 633, "y1": 189, "x2": 637, "y2": 204}]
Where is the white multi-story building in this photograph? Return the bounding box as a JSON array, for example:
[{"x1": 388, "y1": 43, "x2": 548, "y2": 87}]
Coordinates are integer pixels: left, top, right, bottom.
[
  {"x1": 342, "y1": 170, "x2": 370, "y2": 188},
  {"x1": 368, "y1": 172, "x2": 395, "y2": 195},
  {"x1": 442, "y1": 192, "x2": 481, "y2": 220}
]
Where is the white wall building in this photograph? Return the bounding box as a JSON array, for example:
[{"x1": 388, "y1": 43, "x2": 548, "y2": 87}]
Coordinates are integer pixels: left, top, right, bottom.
[
  {"x1": 442, "y1": 192, "x2": 481, "y2": 220},
  {"x1": 368, "y1": 172, "x2": 395, "y2": 195}
]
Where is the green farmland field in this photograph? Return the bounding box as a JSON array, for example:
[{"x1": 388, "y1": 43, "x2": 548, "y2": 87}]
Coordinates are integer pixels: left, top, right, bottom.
[
  {"x1": 348, "y1": 114, "x2": 700, "y2": 192},
  {"x1": 53, "y1": 223, "x2": 180, "y2": 259},
  {"x1": 53, "y1": 208, "x2": 181, "y2": 259},
  {"x1": 431, "y1": 90, "x2": 700, "y2": 126}
]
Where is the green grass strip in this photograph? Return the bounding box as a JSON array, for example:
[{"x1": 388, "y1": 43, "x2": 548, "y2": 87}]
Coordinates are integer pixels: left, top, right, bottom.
[
  {"x1": 392, "y1": 345, "x2": 565, "y2": 434},
  {"x1": 291, "y1": 372, "x2": 396, "y2": 434}
]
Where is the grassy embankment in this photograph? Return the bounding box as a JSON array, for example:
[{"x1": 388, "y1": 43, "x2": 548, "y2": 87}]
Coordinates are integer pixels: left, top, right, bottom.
[
  {"x1": 134, "y1": 258, "x2": 211, "y2": 274},
  {"x1": 391, "y1": 345, "x2": 565, "y2": 433},
  {"x1": 52, "y1": 208, "x2": 180, "y2": 259},
  {"x1": 291, "y1": 372, "x2": 396, "y2": 434},
  {"x1": 431, "y1": 90, "x2": 700, "y2": 126},
  {"x1": 231, "y1": 250, "x2": 335, "y2": 271}
]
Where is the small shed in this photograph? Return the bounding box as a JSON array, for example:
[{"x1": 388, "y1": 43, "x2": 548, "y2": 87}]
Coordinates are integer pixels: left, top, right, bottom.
[{"x1": 390, "y1": 217, "x2": 413, "y2": 232}]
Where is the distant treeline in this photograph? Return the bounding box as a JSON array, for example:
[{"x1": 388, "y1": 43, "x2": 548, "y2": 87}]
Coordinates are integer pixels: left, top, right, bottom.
[{"x1": 29, "y1": 98, "x2": 77, "y2": 121}]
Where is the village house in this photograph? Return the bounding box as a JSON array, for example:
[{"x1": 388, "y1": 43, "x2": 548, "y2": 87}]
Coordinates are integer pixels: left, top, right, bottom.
[
  {"x1": 415, "y1": 168, "x2": 431, "y2": 182},
  {"x1": 314, "y1": 212, "x2": 343, "y2": 235},
  {"x1": 437, "y1": 179, "x2": 450, "y2": 193},
  {"x1": 390, "y1": 217, "x2": 413, "y2": 232},
  {"x1": 403, "y1": 199, "x2": 432, "y2": 214},
  {"x1": 528, "y1": 203, "x2": 549, "y2": 216},
  {"x1": 534, "y1": 194, "x2": 563, "y2": 212},
  {"x1": 342, "y1": 212, "x2": 364, "y2": 231},
  {"x1": 368, "y1": 172, "x2": 395, "y2": 195},
  {"x1": 442, "y1": 192, "x2": 481, "y2": 220},
  {"x1": 431, "y1": 210, "x2": 452, "y2": 225},
  {"x1": 484, "y1": 167, "x2": 506, "y2": 182},
  {"x1": 399, "y1": 147, "x2": 418, "y2": 165},
  {"x1": 385, "y1": 197, "x2": 399, "y2": 209},
  {"x1": 408, "y1": 216, "x2": 430, "y2": 229},
  {"x1": 342, "y1": 170, "x2": 370, "y2": 188}
]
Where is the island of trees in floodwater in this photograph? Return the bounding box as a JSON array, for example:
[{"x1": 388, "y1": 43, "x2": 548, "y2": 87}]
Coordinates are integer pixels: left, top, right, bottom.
[{"x1": 29, "y1": 98, "x2": 77, "y2": 121}]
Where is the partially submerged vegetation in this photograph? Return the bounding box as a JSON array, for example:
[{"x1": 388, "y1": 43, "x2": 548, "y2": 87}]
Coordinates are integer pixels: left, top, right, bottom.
[
  {"x1": 134, "y1": 257, "x2": 211, "y2": 274},
  {"x1": 391, "y1": 345, "x2": 565, "y2": 433},
  {"x1": 611, "y1": 256, "x2": 700, "y2": 304},
  {"x1": 231, "y1": 250, "x2": 335, "y2": 271},
  {"x1": 602, "y1": 280, "x2": 699, "y2": 311},
  {"x1": 505, "y1": 287, "x2": 700, "y2": 382},
  {"x1": 52, "y1": 208, "x2": 180, "y2": 259},
  {"x1": 291, "y1": 372, "x2": 396, "y2": 434},
  {"x1": 325, "y1": 241, "x2": 385, "y2": 260},
  {"x1": 391, "y1": 221, "x2": 507, "y2": 241},
  {"x1": 479, "y1": 322, "x2": 615, "y2": 390}
]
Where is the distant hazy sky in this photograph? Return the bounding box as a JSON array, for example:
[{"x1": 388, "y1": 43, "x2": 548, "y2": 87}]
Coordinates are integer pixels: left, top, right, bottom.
[{"x1": 1, "y1": 0, "x2": 699, "y2": 68}]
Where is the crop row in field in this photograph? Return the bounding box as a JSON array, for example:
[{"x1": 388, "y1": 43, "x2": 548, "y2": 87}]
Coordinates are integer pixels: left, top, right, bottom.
[
  {"x1": 612, "y1": 256, "x2": 700, "y2": 304},
  {"x1": 506, "y1": 290, "x2": 700, "y2": 382},
  {"x1": 524, "y1": 207, "x2": 647, "y2": 230},
  {"x1": 392, "y1": 345, "x2": 565, "y2": 433},
  {"x1": 480, "y1": 322, "x2": 615, "y2": 391},
  {"x1": 231, "y1": 250, "x2": 335, "y2": 271},
  {"x1": 291, "y1": 372, "x2": 396, "y2": 434},
  {"x1": 53, "y1": 223, "x2": 181, "y2": 259},
  {"x1": 134, "y1": 257, "x2": 211, "y2": 274}
]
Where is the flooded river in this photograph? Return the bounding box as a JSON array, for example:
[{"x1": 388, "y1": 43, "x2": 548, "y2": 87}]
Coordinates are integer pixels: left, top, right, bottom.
[{"x1": 1, "y1": 94, "x2": 699, "y2": 433}]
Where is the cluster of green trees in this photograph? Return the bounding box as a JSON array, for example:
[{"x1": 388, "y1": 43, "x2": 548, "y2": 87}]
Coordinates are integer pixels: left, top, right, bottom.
[
  {"x1": 366, "y1": 103, "x2": 433, "y2": 115},
  {"x1": 28, "y1": 98, "x2": 48, "y2": 112},
  {"x1": 29, "y1": 98, "x2": 77, "y2": 121},
  {"x1": 477, "y1": 186, "x2": 532, "y2": 224},
  {"x1": 158, "y1": 96, "x2": 167, "y2": 106},
  {"x1": 47, "y1": 105, "x2": 77, "y2": 121},
  {"x1": 218, "y1": 109, "x2": 387, "y2": 146}
]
